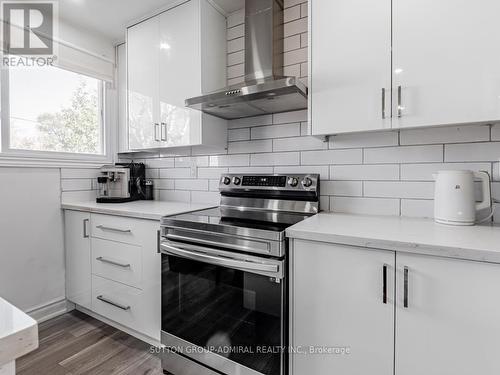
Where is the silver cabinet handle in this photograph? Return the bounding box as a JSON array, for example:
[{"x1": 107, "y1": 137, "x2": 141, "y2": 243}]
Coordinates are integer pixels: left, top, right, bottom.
[
  {"x1": 96, "y1": 256, "x2": 130, "y2": 268},
  {"x1": 160, "y1": 122, "x2": 167, "y2": 141},
  {"x1": 381, "y1": 88, "x2": 386, "y2": 119},
  {"x1": 403, "y1": 266, "x2": 409, "y2": 308},
  {"x1": 83, "y1": 218, "x2": 89, "y2": 238},
  {"x1": 157, "y1": 230, "x2": 161, "y2": 254},
  {"x1": 382, "y1": 264, "x2": 388, "y2": 304},
  {"x1": 96, "y1": 225, "x2": 132, "y2": 233},
  {"x1": 397, "y1": 85, "x2": 403, "y2": 118},
  {"x1": 154, "y1": 123, "x2": 160, "y2": 141},
  {"x1": 161, "y1": 242, "x2": 280, "y2": 277},
  {"x1": 96, "y1": 295, "x2": 130, "y2": 311}
]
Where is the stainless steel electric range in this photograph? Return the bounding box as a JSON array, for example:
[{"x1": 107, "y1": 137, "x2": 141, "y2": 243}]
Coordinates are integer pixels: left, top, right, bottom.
[{"x1": 159, "y1": 174, "x2": 320, "y2": 375}]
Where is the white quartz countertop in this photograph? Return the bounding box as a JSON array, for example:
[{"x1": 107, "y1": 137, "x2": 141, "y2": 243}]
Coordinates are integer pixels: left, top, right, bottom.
[
  {"x1": 286, "y1": 213, "x2": 500, "y2": 264},
  {"x1": 61, "y1": 200, "x2": 214, "y2": 220},
  {"x1": 0, "y1": 297, "x2": 38, "y2": 366}
]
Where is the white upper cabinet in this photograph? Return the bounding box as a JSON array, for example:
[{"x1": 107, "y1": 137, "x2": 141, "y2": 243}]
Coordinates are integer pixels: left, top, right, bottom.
[
  {"x1": 393, "y1": 0, "x2": 500, "y2": 128},
  {"x1": 310, "y1": 0, "x2": 392, "y2": 135},
  {"x1": 127, "y1": 17, "x2": 160, "y2": 150},
  {"x1": 310, "y1": 0, "x2": 500, "y2": 135},
  {"x1": 127, "y1": 0, "x2": 227, "y2": 150}
]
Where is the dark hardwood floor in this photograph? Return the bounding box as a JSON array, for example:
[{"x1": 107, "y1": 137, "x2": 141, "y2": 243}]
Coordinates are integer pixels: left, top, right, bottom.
[{"x1": 18, "y1": 311, "x2": 168, "y2": 375}]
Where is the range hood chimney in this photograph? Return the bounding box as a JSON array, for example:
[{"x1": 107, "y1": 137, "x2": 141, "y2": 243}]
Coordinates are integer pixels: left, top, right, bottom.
[{"x1": 185, "y1": 0, "x2": 307, "y2": 120}]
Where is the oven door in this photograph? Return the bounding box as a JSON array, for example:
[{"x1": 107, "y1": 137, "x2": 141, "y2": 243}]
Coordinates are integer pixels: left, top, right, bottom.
[{"x1": 160, "y1": 239, "x2": 287, "y2": 375}]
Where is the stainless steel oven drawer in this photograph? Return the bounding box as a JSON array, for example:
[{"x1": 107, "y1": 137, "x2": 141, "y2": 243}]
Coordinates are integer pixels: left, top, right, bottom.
[{"x1": 161, "y1": 348, "x2": 222, "y2": 375}]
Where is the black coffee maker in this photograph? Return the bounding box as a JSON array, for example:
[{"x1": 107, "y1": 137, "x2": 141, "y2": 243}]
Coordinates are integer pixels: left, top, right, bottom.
[{"x1": 96, "y1": 162, "x2": 146, "y2": 203}]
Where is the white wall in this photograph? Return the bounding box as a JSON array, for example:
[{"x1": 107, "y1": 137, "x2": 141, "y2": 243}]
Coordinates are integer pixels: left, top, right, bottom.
[{"x1": 0, "y1": 168, "x2": 65, "y2": 311}]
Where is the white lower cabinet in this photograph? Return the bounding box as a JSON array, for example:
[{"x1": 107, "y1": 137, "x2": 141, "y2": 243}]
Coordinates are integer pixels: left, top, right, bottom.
[
  {"x1": 291, "y1": 239, "x2": 500, "y2": 375},
  {"x1": 65, "y1": 211, "x2": 91, "y2": 310},
  {"x1": 65, "y1": 210, "x2": 160, "y2": 342},
  {"x1": 291, "y1": 239, "x2": 395, "y2": 374},
  {"x1": 395, "y1": 253, "x2": 500, "y2": 375}
]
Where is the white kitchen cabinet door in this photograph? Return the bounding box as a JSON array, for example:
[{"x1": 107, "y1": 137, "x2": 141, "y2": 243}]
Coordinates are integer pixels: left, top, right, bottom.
[
  {"x1": 291, "y1": 240, "x2": 395, "y2": 375},
  {"x1": 65, "y1": 211, "x2": 91, "y2": 309},
  {"x1": 395, "y1": 253, "x2": 500, "y2": 375},
  {"x1": 117, "y1": 43, "x2": 129, "y2": 153},
  {"x1": 127, "y1": 17, "x2": 160, "y2": 150},
  {"x1": 310, "y1": 0, "x2": 392, "y2": 135},
  {"x1": 393, "y1": 0, "x2": 500, "y2": 128},
  {"x1": 158, "y1": 0, "x2": 201, "y2": 148}
]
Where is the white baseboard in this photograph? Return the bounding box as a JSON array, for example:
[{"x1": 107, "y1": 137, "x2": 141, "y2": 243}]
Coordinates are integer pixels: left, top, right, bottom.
[
  {"x1": 26, "y1": 299, "x2": 75, "y2": 323},
  {"x1": 75, "y1": 305, "x2": 161, "y2": 347}
]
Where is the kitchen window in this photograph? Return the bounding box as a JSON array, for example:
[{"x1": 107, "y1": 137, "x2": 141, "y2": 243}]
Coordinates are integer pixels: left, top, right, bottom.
[{"x1": 0, "y1": 61, "x2": 111, "y2": 165}]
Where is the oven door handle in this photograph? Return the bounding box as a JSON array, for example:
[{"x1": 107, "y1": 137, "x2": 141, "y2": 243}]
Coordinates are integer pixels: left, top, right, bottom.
[
  {"x1": 161, "y1": 242, "x2": 282, "y2": 278},
  {"x1": 164, "y1": 233, "x2": 271, "y2": 254}
]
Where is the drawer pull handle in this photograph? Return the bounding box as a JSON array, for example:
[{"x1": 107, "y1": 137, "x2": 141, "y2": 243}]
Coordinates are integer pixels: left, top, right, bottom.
[
  {"x1": 83, "y1": 218, "x2": 89, "y2": 238},
  {"x1": 96, "y1": 225, "x2": 132, "y2": 233},
  {"x1": 96, "y1": 295, "x2": 131, "y2": 311},
  {"x1": 382, "y1": 264, "x2": 388, "y2": 304},
  {"x1": 403, "y1": 266, "x2": 409, "y2": 308},
  {"x1": 96, "y1": 257, "x2": 131, "y2": 268}
]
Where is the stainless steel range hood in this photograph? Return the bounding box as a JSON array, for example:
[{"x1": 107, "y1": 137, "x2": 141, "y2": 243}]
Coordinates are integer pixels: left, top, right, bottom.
[{"x1": 185, "y1": 0, "x2": 307, "y2": 120}]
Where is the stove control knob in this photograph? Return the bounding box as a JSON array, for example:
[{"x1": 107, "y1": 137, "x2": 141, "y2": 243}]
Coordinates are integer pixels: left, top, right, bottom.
[
  {"x1": 302, "y1": 177, "x2": 313, "y2": 188},
  {"x1": 223, "y1": 176, "x2": 231, "y2": 185},
  {"x1": 288, "y1": 177, "x2": 299, "y2": 187},
  {"x1": 233, "y1": 176, "x2": 242, "y2": 185}
]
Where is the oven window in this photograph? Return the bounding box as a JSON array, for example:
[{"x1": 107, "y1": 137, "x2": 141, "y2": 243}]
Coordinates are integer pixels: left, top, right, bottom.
[{"x1": 162, "y1": 254, "x2": 284, "y2": 375}]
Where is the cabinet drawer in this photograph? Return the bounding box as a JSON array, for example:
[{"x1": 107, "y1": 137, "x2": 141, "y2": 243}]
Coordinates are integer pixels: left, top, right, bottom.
[
  {"x1": 91, "y1": 214, "x2": 143, "y2": 245},
  {"x1": 92, "y1": 275, "x2": 145, "y2": 336},
  {"x1": 91, "y1": 238, "x2": 142, "y2": 289}
]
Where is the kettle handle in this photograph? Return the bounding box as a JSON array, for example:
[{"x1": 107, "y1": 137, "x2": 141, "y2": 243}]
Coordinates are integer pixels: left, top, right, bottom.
[{"x1": 474, "y1": 171, "x2": 492, "y2": 212}]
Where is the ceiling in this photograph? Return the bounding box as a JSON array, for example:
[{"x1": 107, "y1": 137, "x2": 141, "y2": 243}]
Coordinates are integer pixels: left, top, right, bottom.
[{"x1": 59, "y1": 0, "x2": 245, "y2": 43}]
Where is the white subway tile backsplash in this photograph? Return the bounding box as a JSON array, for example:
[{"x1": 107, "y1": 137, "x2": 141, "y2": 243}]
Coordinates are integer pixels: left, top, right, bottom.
[
  {"x1": 492, "y1": 124, "x2": 500, "y2": 140},
  {"x1": 400, "y1": 163, "x2": 492, "y2": 181},
  {"x1": 493, "y1": 162, "x2": 500, "y2": 181},
  {"x1": 210, "y1": 154, "x2": 249, "y2": 167},
  {"x1": 284, "y1": 5, "x2": 301, "y2": 22},
  {"x1": 159, "y1": 168, "x2": 192, "y2": 179},
  {"x1": 209, "y1": 179, "x2": 220, "y2": 191},
  {"x1": 321, "y1": 181, "x2": 363, "y2": 196},
  {"x1": 228, "y1": 166, "x2": 274, "y2": 174},
  {"x1": 250, "y1": 152, "x2": 300, "y2": 166},
  {"x1": 331, "y1": 197, "x2": 400, "y2": 216},
  {"x1": 301, "y1": 149, "x2": 362, "y2": 165},
  {"x1": 273, "y1": 110, "x2": 307, "y2": 124},
  {"x1": 330, "y1": 131, "x2": 399, "y2": 149},
  {"x1": 364, "y1": 181, "x2": 434, "y2": 199},
  {"x1": 227, "y1": 9, "x2": 244, "y2": 28},
  {"x1": 284, "y1": 64, "x2": 301, "y2": 78},
  {"x1": 228, "y1": 50, "x2": 245, "y2": 66},
  {"x1": 285, "y1": 0, "x2": 307, "y2": 8},
  {"x1": 175, "y1": 179, "x2": 209, "y2": 191},
  {"x1": 146, "y1": 169, "x2": 159, "y2": 179},
  {"x1": 228, "y1": 37, "x2": 244, "y2": 53},
  {"x1": 229, "y1": 115, "x2": 273, "y2": 129},
  {"x1": 155, "y1": 179, "x2": 175, "y2": 190},
  {"x1": 228, "y1": 128, "x2": 250, "y2": 142},
  {"x1": 284, "y1": 35, "x2": 301, "y2": 52},
  {"x1": 401, "y1": 199, "x2": 434, "y2": 219},
  {"x1": 284, "y1": 17, "x2": 308, "y2": 37},
  {"x1": 284, "y1": 47, "x2": 308, "y2": 66},
  {"x1": 331, "y1": 165, "x2": 399, "y2": 181},
  {"x1": 251, "y1": 123, "x2": 301, "y2": 139},
  {"x1": 227, "y1": 24, "x2": 244, "y2": 40},
  {"x1": 274, "y1": 165, "x2": 329, "y2": 177},
  {"x1": 228, "y1": 140, "x2": 272, "y2": 154},
  {"x1": 61, "y1": 179, "x2": 93, "y2": 192},
  {"x1": 174, "y1": 156, "x2": 209, "y2": 168},
  {"x1": 300, "y1": 2, "x2": 308, "y2": 17},
  {"x1": 144, "y1": 158, "x2": 175, "y2": 168},
  {"x1": 61, "y1": 168, "x2": 100, "y2": 179},
  {"x1": 273, "y1": 136, "x2": 327, "y2": 152},
  {"x1": 197, "y1": 167, "x2": 228, "y2": 179},
  {"x1": 445, "y1": 142, "x2": 500, "y2": 162},
  {"x1": 364, "y1": 145, "x2": 443, "y2": 164},
  {"x1": 159, "y1": 190, "x2": 190, "y2": 202},
  {"x1": 400, "y1": 125, "x2": 490, "y2": 145},
  {"x1": 228, "y1": 64, "x2": 244, "y2": 79},
  {"x1": 191, "y1": 191, "x2": 220, "y2": 205}
]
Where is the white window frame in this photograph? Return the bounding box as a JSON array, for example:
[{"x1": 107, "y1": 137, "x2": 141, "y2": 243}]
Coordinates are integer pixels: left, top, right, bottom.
[{"x1": 0, "y1": 63, "x2": 114, "y2": 167}]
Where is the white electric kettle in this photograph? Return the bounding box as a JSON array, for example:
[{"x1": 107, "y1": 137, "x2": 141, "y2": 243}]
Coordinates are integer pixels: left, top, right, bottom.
[{"x1": 433, "y1": 170, "x2": 491, "y2": 226}]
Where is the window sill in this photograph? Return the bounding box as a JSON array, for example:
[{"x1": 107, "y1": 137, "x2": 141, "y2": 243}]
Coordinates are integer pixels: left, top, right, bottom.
[{"x1": 0, "y1": 153, "x2": 112, "y2": 168}]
